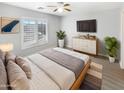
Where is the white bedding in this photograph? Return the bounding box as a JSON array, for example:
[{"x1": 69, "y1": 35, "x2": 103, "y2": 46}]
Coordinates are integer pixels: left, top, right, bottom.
[
  {"x1": 24, "y1": 58, "x2": 60, "y2": 90},
  {"x1": 27, "y1": 54, "x2": 75, "y2": 90}
]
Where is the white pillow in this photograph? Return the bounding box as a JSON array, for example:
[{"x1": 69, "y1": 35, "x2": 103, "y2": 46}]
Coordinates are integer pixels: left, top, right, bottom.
[{"x1": 15, "y1": 56, "x2": 32, "y2": 79}]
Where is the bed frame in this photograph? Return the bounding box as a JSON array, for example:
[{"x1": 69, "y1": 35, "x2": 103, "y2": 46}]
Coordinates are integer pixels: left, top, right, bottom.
[{"x1": 70, "y1": 59, "x2": 91, "y2": 90}]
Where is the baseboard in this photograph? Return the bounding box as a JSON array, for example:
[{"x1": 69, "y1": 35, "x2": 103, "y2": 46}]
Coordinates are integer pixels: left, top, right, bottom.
[
  {"x1": 120, "y1": 61, "x2": 124, "y2": 69},
  {"x1": 65, "y1": 45, "x2": 72, "y2": 48},
  {"x1": 97, "y1": 53, "x2": 108, "y2": 58}
]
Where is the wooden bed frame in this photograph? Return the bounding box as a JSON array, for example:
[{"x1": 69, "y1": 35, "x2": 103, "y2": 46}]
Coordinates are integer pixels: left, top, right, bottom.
[{"x1": 70, "y1": 59, "x2": 91, "y2": 90}]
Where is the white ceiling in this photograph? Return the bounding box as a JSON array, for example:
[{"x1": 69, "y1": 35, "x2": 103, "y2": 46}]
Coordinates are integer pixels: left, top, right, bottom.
[{"x1": 3, "y1": 2, "x2": 124, "y2": 16}]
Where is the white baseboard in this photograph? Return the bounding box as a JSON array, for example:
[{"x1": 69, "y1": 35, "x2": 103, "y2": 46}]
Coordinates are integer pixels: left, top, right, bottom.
[
  {"x1": 65, "y1": 45, "x2": 72, "y2": 48},
  {"x1": 98, "y1": 53, "x2": 108, "y2": 58},
  {"x1": 120, "y1": 61, "x2": 124, "y2": 69}
]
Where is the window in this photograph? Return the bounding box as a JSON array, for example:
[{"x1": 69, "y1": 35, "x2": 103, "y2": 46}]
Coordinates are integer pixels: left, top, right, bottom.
[
  {"x1": 21, "y1": 18, "x2": 48, "y2": 49},
  {"x1": 37, "y1": 21, "x2": 47, "y2": 41}
]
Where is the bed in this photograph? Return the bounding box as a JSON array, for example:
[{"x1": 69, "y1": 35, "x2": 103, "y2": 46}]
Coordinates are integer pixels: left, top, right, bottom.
[{"x1": 24, "y1": 47, "x2": 91, "y2": 90}]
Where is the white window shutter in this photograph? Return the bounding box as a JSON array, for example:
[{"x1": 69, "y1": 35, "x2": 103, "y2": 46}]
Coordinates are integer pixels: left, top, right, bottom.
[
  {"x1": 22, "y1": 20, "x2": 37, "y2": 49},
  {"x1": 21, "y1": 18, "x2": 48, "y2": 49}
]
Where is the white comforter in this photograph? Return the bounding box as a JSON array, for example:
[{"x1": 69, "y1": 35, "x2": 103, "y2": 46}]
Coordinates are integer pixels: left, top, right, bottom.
[
  {"x1": 24, "y1": 58, "x2": 60, "y2": 90},
  {"x1": 27, "y1": 54, "x2": 75, "y2": 90},
  {"x1": 25, "y1": 47, "x2": 89, "y2": 90}
]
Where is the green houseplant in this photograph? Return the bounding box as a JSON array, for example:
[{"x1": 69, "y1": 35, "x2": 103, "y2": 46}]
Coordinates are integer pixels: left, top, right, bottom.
[
  {"x1": 56, "y1": 30, "x2": 66, "y2": 47},
  {"x1": 104, "y1": 36, "x2": 119, "y2": 63}
]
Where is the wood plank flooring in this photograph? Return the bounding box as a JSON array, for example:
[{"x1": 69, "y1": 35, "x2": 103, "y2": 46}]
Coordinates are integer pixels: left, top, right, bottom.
[{"x1": 91, "y1": 56, "x2": 124, "y2": 90}]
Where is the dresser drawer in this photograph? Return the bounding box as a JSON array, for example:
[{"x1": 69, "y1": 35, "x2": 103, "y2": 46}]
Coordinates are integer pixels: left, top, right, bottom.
[
  {"x1": 72, "y1": 38, "x2": 80, "y2": 50},
  {"x1": 87, "y1": 47, "x2": 96, "y2": 54},
  {"x1": 72, "y1": 37, "x2": 98, "y2": 55},
  {"x1": 87, "y1": 40, "x2": 96, "y2": 47},
  {"x1": 80, "y1": 39, "x2": 89, "y2": 47}
]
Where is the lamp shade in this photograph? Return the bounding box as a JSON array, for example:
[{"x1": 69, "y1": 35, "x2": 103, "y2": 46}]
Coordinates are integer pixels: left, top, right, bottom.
[{"x1": 0, "y1": 43, "x2": 13, "y2": 52}]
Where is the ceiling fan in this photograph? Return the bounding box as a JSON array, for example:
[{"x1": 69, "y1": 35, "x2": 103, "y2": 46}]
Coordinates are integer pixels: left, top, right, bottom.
[{"x1": 47, "y1": 2, "x2": 72, "y2": 13}]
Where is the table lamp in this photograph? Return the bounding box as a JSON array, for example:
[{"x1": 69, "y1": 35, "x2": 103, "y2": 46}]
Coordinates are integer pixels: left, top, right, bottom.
[{"x1": 0, "y1": 43, "x2": 13, "y2": 52}]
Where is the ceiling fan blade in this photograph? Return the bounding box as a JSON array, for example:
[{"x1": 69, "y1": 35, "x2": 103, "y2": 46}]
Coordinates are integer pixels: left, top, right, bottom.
[
  {"x1": 64, "y1": 8, "x2": 72, "y2": 11},
  {"x1": 53, "y1": 9, "x2": 58, "y2": 12},
  {"x1": 57, "y1": 2, "x2": 64, "y2": 5},
  {"x1": 47, "y1": 5, "x2": 57, "y2": 7},
  {"x1": 64, "y1": 4, "x2": 70, "y2": 7}
]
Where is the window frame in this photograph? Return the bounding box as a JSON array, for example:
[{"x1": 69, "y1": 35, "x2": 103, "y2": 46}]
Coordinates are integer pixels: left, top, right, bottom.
[{"x1": 20, "y1": 17, "x2": 48, "y2": 49}]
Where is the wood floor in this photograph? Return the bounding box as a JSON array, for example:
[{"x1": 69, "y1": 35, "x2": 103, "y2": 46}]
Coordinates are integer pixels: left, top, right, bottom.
[{"x1": 91, "y1": 56, "x2": 124, "y2": 90}]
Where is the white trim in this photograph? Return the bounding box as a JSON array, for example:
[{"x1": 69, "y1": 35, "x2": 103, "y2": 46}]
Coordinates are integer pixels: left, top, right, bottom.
[
  {"x1": 120, "y1": 9, "x2": 124, "y2": 69},
  {"x1": 20, "y1": 17, "x2": 48, "y2": 50},
  {"x1": 65, "y1": 45, "x2": 73, "y2": 49},
  {"x1": 37, "y1": 21, "x2": 48, "y2": 45},
  {"x1": 98, "y1": 53, "x2": 107, "y2": 57}
]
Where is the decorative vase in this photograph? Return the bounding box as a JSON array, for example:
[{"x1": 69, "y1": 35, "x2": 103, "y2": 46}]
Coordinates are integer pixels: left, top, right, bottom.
[
  {"x1": 58, "y1": 39, "x2": 64, "y2": 48},
  {"x1": 109, "y1": 56, "x2": 115, "y2": 63}
]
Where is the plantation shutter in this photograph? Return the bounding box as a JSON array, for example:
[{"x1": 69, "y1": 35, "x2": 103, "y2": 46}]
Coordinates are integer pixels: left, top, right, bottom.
[
  {"x1": 22, "y1": 20, "x2": 37, "y2": 48},
  {"x1": 21, "y1": 18, "x2": 48, "y2": 49}
]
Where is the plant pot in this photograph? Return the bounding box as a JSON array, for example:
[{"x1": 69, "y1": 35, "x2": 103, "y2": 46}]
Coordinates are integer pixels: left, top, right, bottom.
[
  {"x1": 109, "y1": 56, "x2": 115, "y2": 63},
  {"x1": 58, "y1": 39, "x2": 64, "y2": 48}
]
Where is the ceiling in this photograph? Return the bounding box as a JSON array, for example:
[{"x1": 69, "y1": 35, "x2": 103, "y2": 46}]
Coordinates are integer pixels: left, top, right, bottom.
[{"x1": 3, "y1": 2, "x2": 124, "y2": 16}]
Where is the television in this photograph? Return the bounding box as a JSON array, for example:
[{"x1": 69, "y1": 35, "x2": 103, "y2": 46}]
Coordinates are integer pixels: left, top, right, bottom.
[{"x1": 77, "y1": 19, "x2": 96, "y2": 32}]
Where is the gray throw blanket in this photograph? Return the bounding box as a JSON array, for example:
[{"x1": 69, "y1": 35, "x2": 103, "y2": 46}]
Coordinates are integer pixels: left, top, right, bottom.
[{"x1": 40, "y1": 49, "x2": 85, "y2": 78}]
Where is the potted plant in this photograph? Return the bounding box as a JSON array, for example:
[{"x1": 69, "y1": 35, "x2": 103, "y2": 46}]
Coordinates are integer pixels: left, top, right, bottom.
[
  {"x1": 56, "y1": 30, "x2": 66, "y2": 48},
  {"x1": 104, "y1": 36, "x2": 119, "y2": 63}
]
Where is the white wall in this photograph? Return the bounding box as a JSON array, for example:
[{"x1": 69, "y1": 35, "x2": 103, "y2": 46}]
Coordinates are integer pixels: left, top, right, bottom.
[
  {"x1": 0, "y1": 3, "x2": 61, "y2": 56},
  {"x1": 61, "y1": 8, "x2": 121, "y2": 59},
  {"x1": 120, "y1": 10, "x2": 124, "y2": 69}
]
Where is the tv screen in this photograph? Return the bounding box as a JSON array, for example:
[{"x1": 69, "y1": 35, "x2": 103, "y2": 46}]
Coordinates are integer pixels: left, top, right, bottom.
[{"x1": 77, "y1": 19, "x2": 96, "y2": 32}]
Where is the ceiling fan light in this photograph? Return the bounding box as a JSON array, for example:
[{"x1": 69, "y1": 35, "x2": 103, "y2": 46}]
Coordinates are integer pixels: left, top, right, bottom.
[{"x1": 58, "y1": 8, "x2": 64, "y2": 13}]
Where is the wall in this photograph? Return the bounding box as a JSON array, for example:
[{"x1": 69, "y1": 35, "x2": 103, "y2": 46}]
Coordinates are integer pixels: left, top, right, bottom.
[
  {"x1": 0, "y1": 3, "x2": 61, "y2": 56},
  {"x1": 61, "y1": 8, "x2": 121, "y2": 59},
  {"x1": 120, "y1": 10, "x2": 124, "y2": 69}
]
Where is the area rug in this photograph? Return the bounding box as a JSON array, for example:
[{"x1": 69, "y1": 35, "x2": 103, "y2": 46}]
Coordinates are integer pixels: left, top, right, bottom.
[{"x1": 80, "y1": 62, "x2": 103, "y2": 90}]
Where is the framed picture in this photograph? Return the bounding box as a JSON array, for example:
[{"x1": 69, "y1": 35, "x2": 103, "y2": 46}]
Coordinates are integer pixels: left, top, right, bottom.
[{"x1": 0, "y1": 17, "x2": 20, "y2": 34}]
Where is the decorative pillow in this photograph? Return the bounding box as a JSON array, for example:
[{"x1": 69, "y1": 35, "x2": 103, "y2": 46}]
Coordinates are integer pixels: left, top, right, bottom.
[
  {"x1": 0, "y1": 58, "x2": 7, "y2": 90},
  {"x1": 6, "y1": 52, "x2": 16, "y2": 62},
  {"x1": 15, "y1": 56, "x2": 32, "y2": 79},
  {"x1": 0, "y1": 49, "x2": 5, "y2": 62},
  {"x1": 7, "y1": 60, "x2": 30, "y2": 90}
]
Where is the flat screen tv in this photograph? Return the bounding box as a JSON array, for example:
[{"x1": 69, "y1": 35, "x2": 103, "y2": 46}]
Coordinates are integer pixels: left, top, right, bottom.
[{"x1": 77, "y1": 19, "x2": 96, "y2": 32}]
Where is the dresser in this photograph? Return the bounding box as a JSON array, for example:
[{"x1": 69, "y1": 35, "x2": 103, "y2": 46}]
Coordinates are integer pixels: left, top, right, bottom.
[{"x1": 72, "y1": 36, "x2": 98, "y2": 55}]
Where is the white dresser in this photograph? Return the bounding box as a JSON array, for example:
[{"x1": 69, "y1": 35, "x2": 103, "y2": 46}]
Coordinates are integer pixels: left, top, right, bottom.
[{"x1": 72, "y1": 37, "x2": 98, "y2": 55}]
